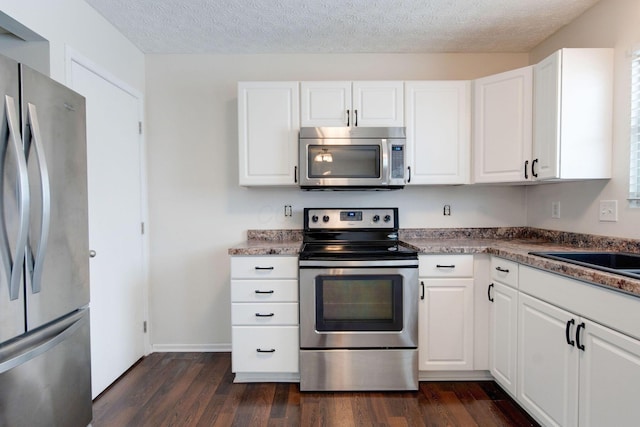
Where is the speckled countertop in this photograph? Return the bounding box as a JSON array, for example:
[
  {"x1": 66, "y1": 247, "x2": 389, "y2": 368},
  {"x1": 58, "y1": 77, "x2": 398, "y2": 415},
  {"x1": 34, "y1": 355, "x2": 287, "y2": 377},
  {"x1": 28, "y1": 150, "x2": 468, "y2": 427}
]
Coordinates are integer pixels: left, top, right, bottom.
[{"x1": 228, "y1": 227, "x2": 640, "y2": 298}]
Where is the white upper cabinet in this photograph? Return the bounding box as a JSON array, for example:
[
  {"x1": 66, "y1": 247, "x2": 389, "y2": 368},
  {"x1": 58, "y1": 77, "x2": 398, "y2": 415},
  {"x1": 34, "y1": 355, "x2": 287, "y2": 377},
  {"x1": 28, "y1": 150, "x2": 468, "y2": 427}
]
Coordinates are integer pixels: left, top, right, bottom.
[
  {"x1": 473, "y1": 67, "x2": 533, "y2": 183},
  {"x1": 300, "y1": 81, "x2": 404, "y2": 127},
  {"x1": 405, "y1": 81, "x2": 470, "y2": 185},
  {"x1": 238, "y1": 82, "x2": 300, "y2": 186},
  {"x1": 532, "y1": 48, "x2": 613, "y2": 180}
]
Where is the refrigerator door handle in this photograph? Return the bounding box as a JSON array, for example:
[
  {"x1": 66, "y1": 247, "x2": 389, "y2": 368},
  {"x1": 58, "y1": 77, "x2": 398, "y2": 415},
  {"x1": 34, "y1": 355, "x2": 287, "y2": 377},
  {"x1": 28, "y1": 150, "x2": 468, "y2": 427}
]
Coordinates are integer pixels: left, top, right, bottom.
[
  {"x1": 0, "y1": 310, "x2": 85, "y2": 374},
  {"x1": 0, "y1": 95, "x2": 29, "y2": 300},
  {"x1": 25, "y1": 103, "x2": 50, "y2": 293}
]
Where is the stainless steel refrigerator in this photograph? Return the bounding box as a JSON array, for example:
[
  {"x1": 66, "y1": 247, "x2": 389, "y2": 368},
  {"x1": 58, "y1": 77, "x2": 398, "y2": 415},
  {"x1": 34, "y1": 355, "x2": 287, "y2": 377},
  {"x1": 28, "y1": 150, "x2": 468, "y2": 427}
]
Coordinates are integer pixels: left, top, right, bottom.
[{"x1": 0, "y1": 54, "x2": 92, "y2": 426}]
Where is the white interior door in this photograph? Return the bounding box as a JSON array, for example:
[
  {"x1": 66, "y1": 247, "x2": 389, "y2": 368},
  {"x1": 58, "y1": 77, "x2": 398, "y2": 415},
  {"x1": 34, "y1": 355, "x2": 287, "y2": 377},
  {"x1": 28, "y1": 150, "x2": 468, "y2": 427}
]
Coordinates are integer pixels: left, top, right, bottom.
[{"x1": 68, "y1": 56, "x2": 146, "y2": 398}]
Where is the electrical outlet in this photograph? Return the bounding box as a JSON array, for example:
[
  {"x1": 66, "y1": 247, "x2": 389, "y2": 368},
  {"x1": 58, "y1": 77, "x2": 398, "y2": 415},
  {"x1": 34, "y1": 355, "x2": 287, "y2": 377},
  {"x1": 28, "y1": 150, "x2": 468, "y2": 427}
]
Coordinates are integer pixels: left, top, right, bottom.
[
  {"x1": 443, "y1": 204, "x2": 451, "y2": 216},
  {"x1": 284, "y1": 205, "x2": 292, "y2": 217},
  {"x1": 599, "y1": 200, "x2": 618, "y2": 222},
  {"x1": 551, "y1": 201, "x2": 561, "y2": 219}
]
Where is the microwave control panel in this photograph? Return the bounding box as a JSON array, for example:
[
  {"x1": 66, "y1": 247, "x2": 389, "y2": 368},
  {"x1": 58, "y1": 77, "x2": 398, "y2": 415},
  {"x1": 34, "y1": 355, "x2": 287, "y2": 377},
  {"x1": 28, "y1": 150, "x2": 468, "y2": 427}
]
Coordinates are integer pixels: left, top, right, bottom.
[{"x1": 390, "y1": 145, "x2": 404, "y2": 179}]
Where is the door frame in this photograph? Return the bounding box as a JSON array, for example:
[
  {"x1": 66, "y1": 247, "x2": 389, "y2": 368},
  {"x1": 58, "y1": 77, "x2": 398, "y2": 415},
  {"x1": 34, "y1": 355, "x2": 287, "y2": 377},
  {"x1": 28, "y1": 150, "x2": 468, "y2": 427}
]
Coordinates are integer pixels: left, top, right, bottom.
[{"x1": 64, "y1": 46, "x2": 151, "y2": 355}]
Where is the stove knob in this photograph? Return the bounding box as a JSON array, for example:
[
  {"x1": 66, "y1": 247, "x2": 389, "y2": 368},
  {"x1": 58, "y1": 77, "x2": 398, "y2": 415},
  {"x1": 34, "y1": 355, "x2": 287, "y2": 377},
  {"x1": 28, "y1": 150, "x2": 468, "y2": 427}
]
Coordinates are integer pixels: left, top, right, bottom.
[
  {"x1": 372, "y1": 215, "x2": 380, "y2": 222},
  {"x1": 322, "y1": 215, "x2": 330, "y2": 223},
  {"x1": 384, "y1": 214, "x2": 392, "y2": 223},
  {"x1": 311, "y1": 215, "x2": 319, "y2": 223}
]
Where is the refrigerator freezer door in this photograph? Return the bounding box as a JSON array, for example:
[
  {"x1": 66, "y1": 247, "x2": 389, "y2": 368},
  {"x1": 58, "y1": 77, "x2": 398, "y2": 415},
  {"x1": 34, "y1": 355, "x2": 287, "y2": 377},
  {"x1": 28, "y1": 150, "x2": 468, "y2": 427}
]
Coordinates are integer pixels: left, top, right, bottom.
[
  {"x1": 20, "y1": 65, "x2": 90, "y2": 330},
  {"x1": 0, "y1": 54, "x2": 26, "y2": 343},
  {"x1": 0, "y1": 308, "x2": 92, "y2": 426}
]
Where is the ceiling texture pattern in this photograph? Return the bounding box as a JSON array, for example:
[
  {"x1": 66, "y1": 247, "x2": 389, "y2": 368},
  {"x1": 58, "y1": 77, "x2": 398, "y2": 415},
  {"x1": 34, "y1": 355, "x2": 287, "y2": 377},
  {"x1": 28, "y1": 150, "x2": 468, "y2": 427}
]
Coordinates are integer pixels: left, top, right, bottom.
[{"x1": 85, "y1": 0, "x2": 600, "y2": 54}]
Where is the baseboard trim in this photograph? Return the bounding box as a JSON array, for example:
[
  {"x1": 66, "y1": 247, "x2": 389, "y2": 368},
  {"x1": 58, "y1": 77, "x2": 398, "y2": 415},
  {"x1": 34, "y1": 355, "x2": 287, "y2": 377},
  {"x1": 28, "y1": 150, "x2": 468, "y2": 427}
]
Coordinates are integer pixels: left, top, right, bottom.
[
  {"x1": 419, "y1": 370, "x2": 493, "y2": 381},
  {"x1": 151, "y1": 343, "x2": 231, "y2": 352}
]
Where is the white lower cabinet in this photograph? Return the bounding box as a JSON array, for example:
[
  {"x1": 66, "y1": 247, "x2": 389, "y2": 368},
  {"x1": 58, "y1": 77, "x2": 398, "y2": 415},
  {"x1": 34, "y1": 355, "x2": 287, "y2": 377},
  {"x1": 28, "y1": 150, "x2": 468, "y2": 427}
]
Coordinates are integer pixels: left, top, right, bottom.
[
  {"x1": 513, "y1": 265, "x2": 640, "y2": 427},
  {"x1": 418, "y1": 255, "x2": 474, "y2": 371},
  {"x1": 230, "y1": 256, "x2": 299, "y2": 381},
  {"x1": 518, "y1": 293, "x2": 579, "y2": 427}
]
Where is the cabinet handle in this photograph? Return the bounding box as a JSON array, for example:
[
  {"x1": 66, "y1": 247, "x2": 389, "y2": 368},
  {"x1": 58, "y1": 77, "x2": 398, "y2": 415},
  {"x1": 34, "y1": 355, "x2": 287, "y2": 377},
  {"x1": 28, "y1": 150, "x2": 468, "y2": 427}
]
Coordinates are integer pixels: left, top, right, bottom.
[
  {"x1": 488, "y1": 283, "x2": 494, "y2": 302},
  {"x1": 254, "y1": 266, "x2": 274, "y2": 270},
  {"x1": 354, "y1": 109, "x2": 358, "y2": 126},
  {"x1": 436, "y1": 264, "x2": 455, "y2": 269},
  {"x1": 420, "y1": 281, "x2": 425, "y2": 300},
  {"x1": 565, "y1": 319, "x2": 575, "y2": 346},
  {"x1": 254, "y1": 290, "x2": 275, "y2": 294},
  {"x1": 255, "y1": 312, "x2": 275, "y2": 317},
  {"x1": 495, "y1": 266, "x2": 510, "y2": 273},
  {"x1": 407, "y1": 166, "x2": 411, "y2": 183},
  {"x1": 532, "y1": 159, "x2": 538, "y2": 178},
  {"x1": 256, "y1": 348, "x2": 276, "y2": 353},
  {"x1": 524, "y1": 160, "x2": 529, "y2": 179},
  {"x1": 294, "y1": 166, "x2": 298, "y2": 183},
  {"x1": 576, "y1": 322, "x2": 586, "y2": 351},
  {"x1": 346, "y1": 109, "x2": 350, "y2": 126}
]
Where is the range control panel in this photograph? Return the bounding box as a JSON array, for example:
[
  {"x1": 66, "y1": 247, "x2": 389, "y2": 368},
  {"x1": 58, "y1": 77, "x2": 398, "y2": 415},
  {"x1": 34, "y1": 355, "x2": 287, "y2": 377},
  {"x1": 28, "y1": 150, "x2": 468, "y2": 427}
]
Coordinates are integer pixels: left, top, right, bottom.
[{"x1": 304, "y1": 208, "x2": 398, "y2": 230}]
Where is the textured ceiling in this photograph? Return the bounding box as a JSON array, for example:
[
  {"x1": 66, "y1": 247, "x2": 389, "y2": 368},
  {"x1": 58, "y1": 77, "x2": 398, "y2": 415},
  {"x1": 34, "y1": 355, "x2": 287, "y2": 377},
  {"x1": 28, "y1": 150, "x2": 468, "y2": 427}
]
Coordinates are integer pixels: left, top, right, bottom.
[{"x1": 84, "y1": 0, "x2": 600, "y2": 54}]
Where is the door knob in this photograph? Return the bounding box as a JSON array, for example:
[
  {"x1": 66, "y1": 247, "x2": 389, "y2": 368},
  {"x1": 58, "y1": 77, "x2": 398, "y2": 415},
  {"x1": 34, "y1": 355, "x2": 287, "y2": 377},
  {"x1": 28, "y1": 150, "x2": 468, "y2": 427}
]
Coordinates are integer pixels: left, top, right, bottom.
[{"x1": 89, "y1": 250, "x2": 97, "y2": 258}]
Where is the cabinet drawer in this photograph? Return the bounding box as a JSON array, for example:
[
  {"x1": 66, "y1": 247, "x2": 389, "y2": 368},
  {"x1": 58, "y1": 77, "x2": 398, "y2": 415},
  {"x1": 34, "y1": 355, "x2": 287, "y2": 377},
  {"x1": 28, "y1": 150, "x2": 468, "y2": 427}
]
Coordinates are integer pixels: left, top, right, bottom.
[
  {"x1": 232, "y1": 303, "x2": 298, "y2": 325},
  {"x1": 231, "y1": 280, "x2": 298, "y2": 302},
  {"x1": 491, "y1": 257, "x2": 519, "y2": 288},
  {"x1": 231, "y1": 256, "x2": 298, "y2": 279},
  {"x1": 419, "y1": 255, "x2": 473, "y2": 277},
  {"x1": 232, "y1": 326, "x2": 299, "y2": 373}
]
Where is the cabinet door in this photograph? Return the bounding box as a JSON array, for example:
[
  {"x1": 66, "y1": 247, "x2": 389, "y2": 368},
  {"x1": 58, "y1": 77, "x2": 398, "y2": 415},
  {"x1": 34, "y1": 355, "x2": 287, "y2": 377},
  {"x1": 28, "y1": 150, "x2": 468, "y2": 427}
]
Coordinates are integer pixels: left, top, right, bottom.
[
  {"x1": 405, "y1": 81, "x2": 470, "y2": 184},
  {"x1": 518, "y1": 293, "x2": 579, "y2": 427},
  {"x1": 418, "y1": 278, "x2": 474, "y2": 370},
  {"x1": 238, "y1": 82, "x2": 299, "y2": 186},
  {"x1": 474, "y1": 67, "x2": 533, "y2": 183},
  {"x1": 489, "y1": 282, "x2": 518, "y2": 397},
  {"x1": 579, "y1": 319, "x2": 640, "y2": 427},
  {"x1": 352, "y1": 81, "x2": 404, "y2": 127},
  {"x1": 300, "y1": 81, "x2": 351, "y2": 127},
  {"x1": 532, "y1": 51, "x2": 562, "y2": 180}
]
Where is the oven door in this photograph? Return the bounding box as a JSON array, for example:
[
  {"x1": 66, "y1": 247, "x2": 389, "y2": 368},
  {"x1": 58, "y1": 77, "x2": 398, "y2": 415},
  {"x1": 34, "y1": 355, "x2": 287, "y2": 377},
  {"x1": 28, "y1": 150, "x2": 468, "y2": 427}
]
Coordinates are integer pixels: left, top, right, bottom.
[{"x1": 299, "y1": 264, "x2": 418, "y2": 349}]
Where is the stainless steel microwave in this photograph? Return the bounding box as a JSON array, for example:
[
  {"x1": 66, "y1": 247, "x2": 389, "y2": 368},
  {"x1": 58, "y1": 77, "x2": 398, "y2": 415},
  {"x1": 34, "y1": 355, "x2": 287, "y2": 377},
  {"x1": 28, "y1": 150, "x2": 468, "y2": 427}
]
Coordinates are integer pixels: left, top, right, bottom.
[{"x1": 298, "y1": 127, "x2": 406, "y2": 190}]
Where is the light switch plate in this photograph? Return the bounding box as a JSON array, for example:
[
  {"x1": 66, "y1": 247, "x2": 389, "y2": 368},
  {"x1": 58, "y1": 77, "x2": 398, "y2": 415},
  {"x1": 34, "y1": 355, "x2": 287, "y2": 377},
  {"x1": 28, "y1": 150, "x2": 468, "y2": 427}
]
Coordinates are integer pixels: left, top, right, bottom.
[{"x1": 599, "y1": 200, "x2": 618, "y2": 222}]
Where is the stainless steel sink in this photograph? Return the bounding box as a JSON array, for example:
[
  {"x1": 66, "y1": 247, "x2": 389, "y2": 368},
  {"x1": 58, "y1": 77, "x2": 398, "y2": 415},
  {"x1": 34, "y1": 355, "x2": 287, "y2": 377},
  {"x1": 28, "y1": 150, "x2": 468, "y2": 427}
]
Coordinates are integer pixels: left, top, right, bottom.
[{"x1": 529, "y1": 251, "x2": 640, "y2": 280}]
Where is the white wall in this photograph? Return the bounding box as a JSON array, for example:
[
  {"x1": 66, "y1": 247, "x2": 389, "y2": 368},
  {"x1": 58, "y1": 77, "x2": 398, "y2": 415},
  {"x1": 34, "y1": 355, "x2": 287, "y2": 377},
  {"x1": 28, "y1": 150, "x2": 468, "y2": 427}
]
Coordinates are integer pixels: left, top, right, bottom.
[
  {"x1": 527, "y1": 0, "x2": 640, "y2": 239},
  {"x1": 0, "y1": 0, "x2": 144, "y2": 91},
  {"x1": 145, "y1": 53, "x2": 529, "y2": 349}
]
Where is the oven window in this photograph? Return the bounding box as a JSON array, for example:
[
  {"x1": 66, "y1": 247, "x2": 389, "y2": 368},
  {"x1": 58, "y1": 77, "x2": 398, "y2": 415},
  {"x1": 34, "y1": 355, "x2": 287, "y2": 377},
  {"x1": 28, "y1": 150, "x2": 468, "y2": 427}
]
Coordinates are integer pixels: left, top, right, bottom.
[
  {"x1": 307, "y1": 145, "x2": 380, "y2": 178},
  {"x1": 315, "y1": 274, "x2": 403, "y2": 331}
]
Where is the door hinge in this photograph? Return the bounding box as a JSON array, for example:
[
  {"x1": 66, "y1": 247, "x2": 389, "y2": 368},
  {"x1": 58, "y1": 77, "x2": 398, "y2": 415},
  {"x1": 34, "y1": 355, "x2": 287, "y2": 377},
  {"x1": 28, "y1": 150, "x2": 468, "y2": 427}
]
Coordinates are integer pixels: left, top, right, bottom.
[
  {"x1": 143, "y1": 321, "x2": 147, "y2": 333},
  {"x1": 141, "y1": 222, "x2": 145, "y2": 235},
  {"x1": 138, "y1": 121, "x2": 143, "y2": 135}
]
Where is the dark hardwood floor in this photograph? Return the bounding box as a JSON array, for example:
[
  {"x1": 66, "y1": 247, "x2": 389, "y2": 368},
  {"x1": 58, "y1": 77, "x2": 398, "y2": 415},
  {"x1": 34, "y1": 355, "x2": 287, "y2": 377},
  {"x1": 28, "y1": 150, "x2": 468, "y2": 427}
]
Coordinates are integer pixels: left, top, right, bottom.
[{"x1": 92, "y1": 353, "x2": 539, "y2": 427}]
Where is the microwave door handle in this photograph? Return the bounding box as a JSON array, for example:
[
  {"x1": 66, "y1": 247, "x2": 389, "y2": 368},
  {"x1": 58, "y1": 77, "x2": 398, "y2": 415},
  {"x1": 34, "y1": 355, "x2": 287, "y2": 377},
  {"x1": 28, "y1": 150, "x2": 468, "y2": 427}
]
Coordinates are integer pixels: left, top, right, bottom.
[{"x1": 381, "y1": 139, "x2": 389, "y2": 184}]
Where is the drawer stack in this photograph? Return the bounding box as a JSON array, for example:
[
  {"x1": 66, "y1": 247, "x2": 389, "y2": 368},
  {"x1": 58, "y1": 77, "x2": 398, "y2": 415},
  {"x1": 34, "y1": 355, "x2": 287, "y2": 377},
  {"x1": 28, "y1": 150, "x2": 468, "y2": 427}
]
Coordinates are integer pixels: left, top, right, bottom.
[{"x1": 230, "y1": 256, "x2": 299, "y2": 378}]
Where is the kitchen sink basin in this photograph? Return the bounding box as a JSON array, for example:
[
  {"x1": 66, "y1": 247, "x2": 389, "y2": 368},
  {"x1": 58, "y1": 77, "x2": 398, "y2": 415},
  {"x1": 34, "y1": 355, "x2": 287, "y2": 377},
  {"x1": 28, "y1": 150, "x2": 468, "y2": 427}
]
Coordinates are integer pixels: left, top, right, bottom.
[{"x1": 529, "y1": 251, "x2": 640, "y2": 280}]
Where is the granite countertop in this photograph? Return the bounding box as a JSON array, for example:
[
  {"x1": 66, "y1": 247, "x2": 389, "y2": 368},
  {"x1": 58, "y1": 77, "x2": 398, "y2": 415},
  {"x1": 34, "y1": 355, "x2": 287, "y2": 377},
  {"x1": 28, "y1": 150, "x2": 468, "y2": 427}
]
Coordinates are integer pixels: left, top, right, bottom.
[{"x1": 228, "y1": 227, "x2": 640, "y2": 298}]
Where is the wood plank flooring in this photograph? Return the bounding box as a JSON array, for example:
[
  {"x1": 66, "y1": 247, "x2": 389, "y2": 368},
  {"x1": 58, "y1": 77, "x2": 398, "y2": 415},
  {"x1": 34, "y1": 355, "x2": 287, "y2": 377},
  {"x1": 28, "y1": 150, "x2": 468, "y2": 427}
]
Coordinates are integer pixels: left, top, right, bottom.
[{"x1": 92, "y1": 353, "x2": 539, "y2": 427}]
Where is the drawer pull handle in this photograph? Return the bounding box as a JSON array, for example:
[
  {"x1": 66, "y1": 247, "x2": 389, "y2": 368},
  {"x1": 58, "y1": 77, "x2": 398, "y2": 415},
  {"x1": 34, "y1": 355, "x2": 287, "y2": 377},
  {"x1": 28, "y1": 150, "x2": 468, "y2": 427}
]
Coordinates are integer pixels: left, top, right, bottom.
[
  {"x1": 436, "y1": 264, "x2": 455, "y2": 268},
  {"x1": 257, "y1": 348, "x2": 276, "y2": 353},
  {"x1": 255, "y1": 312, "x2": 275, "y2": 317},
  {"x1": 255, "y1": 266, "x2": 275, "y2": 270},
  {"x1": 254, "y1": 290, "x2": 275, "y2": 294},
  {"x1": 495, "y1": 266, "x2": 510, "y2": 273}
]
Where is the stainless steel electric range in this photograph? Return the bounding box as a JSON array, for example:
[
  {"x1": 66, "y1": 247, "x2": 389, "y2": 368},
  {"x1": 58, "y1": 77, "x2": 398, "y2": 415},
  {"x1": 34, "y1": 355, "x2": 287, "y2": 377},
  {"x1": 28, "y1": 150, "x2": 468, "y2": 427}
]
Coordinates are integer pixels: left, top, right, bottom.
[{"x1": 298, "y1": 207, "x2": 419, "y2": 391}]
